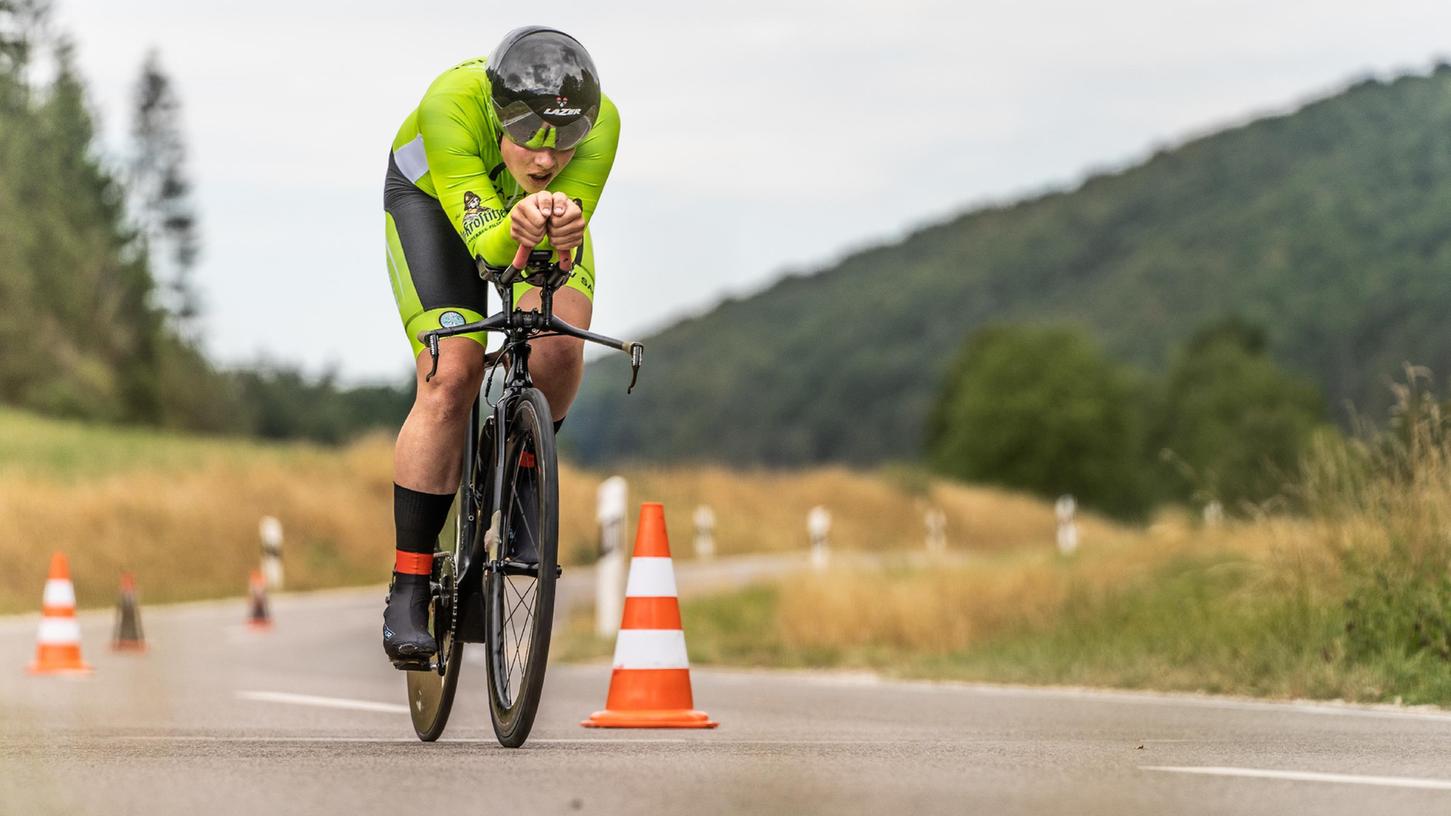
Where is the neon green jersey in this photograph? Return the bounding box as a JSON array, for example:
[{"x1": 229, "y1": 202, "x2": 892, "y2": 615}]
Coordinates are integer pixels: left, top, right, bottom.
[{"x1": 389, "y1": 57, "x2": 620, "y2": 269}]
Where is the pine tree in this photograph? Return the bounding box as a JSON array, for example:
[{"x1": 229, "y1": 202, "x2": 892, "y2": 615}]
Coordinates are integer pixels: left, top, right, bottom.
[
  {"x1": 129, "y1": 49, "x2": 200, "y2": 332},
  {"x1": 0, "y1": 0, "x2": 50, "y2": 406}
]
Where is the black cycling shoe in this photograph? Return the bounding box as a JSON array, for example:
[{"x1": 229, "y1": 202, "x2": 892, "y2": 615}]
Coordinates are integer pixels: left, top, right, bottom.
[{"x1": 383, "y1": 572, "x2": 437, "y2": 666}]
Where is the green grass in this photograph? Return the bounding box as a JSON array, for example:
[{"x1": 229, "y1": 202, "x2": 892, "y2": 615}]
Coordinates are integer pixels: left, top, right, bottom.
[
  {"x1": 0, "y1": 406, "x2": 317, "y2": 479},
  {"x1": 670, "y1": 553, "x2": 1451, "y2": 706}
]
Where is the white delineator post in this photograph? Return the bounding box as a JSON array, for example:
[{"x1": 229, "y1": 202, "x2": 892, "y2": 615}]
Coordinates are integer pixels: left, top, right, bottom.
[
  {"x1": 259, "y1": 516, "x2": 284, "y2": 591},
  {"x1": 808, "y1": 505, "x2": 832, "y2": 571},
  {"x1": 692, "y1": 504, "x2": 716, "y2": 560},
  {"x1": 1055, "y1": 495, "x2": 1079, "y2": 556},
  {"x1": 595, "y1": 476, "x2": 629, "y2": 638},
  {"x1": 925, "y1": 507, "x2": 947, "y2": 554}
]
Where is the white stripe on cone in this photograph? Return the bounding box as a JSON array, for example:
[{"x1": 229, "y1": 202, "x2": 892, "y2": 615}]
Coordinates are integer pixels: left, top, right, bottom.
[
  {"x1": 37, "y1": 617, "x2": 81, "y2": 645},
  {"x1": 612, "y1": 629, "x2": 690, "y2": 669},
  {"x1": 43, "y1": 579, "x2": 76, "y2": 607},
  {"x1": 624, "y1": 558, "x2": 678, "y2": 598}
]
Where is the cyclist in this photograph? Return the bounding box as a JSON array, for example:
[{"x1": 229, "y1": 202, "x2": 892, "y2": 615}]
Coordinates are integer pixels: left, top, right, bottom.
[{"x1": 381, "y1": 26, "x2": 620, "y2": 664}]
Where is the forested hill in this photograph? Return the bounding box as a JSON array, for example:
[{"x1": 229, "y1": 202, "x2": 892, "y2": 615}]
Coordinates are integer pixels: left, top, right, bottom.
[
  {"x1": 0, "y1": 6, "x2": 411, "y2": 442},
  {"x1": 566, "y1": 66, "x2": 1451, "y2": 466}
]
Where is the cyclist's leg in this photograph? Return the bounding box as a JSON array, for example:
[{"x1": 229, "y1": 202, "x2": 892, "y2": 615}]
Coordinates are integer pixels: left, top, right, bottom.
[
  {"x1": 382, "y1": 154, "x2": 489, "y2": 662},
  {"x1": 513, "y1": 229, "x2": 595, "y2": 424}
]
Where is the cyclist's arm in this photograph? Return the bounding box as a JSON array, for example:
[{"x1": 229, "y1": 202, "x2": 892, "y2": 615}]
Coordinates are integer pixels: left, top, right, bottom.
[
  {"x1": 417, "y1": 92, "x2": 518, "y2": 268},
  {"x1": 549, "y1": 95, "x2": 620, "y2": 223}
]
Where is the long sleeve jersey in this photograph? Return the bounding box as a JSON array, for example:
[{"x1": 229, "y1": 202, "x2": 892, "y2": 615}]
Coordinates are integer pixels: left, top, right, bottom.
[{"x1": 389, "y1": 57, "x2": 620, "y2": 268}]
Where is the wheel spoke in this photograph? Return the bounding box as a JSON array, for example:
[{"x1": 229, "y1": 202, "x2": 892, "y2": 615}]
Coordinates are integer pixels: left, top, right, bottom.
[
  {"x1": 506, "y1": 578, "x2": 535, "y2": 684},
  {"x1": 507, "y1": 479, "x2": 536, "y2": 554}
]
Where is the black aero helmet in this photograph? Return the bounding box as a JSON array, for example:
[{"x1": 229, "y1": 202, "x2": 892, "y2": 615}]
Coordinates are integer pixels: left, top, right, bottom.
[{"x1": 486, "y1": 26, "x2": 600, "y2": 150}]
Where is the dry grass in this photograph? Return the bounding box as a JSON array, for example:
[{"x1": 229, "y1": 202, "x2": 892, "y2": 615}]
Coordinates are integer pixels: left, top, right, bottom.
[
  {"x1": 558, "y1": 461, "x2": 1126, "y2": 564},
  {"x1": 0, "y1": 408, "x2": 1116, "y2": 615},
  {"x1": 676, "y1": 374, "x2": 1451, "y2": 704},
  {"x1": 0, "y1": 432, "x2": 396, "y2": 613},
  {"x1": 773, "y1": 510, "x2": 1332, "y2": 658}
]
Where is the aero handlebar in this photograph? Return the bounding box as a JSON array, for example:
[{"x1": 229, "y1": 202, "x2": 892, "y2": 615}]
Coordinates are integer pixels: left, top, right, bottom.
[{"x1": 416, "y1": 243, "x2": 644, "y2": 393}]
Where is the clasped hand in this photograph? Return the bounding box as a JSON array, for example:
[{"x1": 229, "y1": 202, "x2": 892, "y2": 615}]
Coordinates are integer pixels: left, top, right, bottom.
[{"x1": 509, "y1": 192, "x2": 583, "y2": 269}]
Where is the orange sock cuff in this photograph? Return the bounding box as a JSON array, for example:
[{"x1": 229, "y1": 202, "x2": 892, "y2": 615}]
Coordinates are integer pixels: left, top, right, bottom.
[{"x1": 395, "y1": 550, "x2": 434, "y2": 576}]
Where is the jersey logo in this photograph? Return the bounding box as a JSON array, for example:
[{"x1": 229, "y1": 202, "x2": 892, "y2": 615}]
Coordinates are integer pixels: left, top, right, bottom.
[{"x1": 460, "y1": 190, "x2": 505, "y2": 242}]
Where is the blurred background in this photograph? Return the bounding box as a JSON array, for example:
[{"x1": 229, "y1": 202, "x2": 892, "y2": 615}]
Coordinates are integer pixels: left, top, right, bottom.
[{"x1": 6, "y1": 0, "x2": 1451, "y2": 702}]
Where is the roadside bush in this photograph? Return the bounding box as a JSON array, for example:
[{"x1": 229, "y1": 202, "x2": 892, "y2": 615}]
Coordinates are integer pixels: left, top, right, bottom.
[{"x1": 925, "y1": 324, "x2": 1154, "y2": 519}]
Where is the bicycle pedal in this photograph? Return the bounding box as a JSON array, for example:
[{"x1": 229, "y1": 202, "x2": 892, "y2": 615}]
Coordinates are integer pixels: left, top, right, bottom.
[{"x1": 391, "y1": 657, "x2": 434, "y2": 672}]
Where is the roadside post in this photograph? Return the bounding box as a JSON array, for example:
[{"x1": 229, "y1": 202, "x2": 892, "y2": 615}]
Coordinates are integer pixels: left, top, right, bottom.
[
  {"x1": 808, "y1": 505, "x2": 831, "y2": 571},
  {"x1": 259, "y1": 516, "x2": 284, "y2": 591},
  {"x1": 1203, "y1": 500, "x2": 1225, "y2": 527},
  {"x1": 595, "y1": 476, "x2": 629, "y2": 638},
  {"x1": 693, "y1": 504, "x2": 716, "y2": 559},
  {"x1": 925, "y1": 507, "x2": 947, "y2": 555},
  {"x1": 1055, "y1": 495, "x2": 1078, "y2": 556}
]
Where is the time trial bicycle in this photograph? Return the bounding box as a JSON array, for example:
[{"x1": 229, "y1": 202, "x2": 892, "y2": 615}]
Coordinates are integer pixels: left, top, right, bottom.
[{"x1": 401, "y1": 244, "x2": 643, "y2": 748}]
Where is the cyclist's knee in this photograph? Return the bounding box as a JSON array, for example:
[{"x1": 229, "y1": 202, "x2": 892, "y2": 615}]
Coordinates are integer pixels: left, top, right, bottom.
[
  {"x1": 531, "y1": 336, "x2": 585, "y2": 376},
  {"x1": 414, "y1": 348, "x2": 483, "y2": 424}
]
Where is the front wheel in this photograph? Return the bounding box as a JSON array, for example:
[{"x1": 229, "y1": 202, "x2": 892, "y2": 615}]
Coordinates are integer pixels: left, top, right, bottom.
[{"x1": 484, "y1": 387, "x2": 559, "y2": 748}]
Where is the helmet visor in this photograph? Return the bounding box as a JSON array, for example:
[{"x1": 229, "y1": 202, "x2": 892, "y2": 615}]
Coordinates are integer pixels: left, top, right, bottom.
[{"x1": 494, "y1": 100, "x2": 595, "y2": 151}]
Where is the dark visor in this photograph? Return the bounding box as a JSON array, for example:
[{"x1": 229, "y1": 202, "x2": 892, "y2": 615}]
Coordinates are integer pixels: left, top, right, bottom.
[{"x1": 494, "y1": 100, "x2": 595, "y2": 150}]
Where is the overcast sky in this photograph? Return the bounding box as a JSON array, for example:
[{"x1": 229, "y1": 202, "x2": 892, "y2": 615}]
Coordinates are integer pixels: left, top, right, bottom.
[{"x1": 49, "y1": 0, "x2": 1451, "y2": 383}]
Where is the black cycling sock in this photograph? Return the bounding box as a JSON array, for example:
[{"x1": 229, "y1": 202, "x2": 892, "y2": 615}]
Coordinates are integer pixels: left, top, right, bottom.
[
  {"x1": 394, "y1": 483, "x2": 455, "y2": 556},
  {"x1": 553, "y1": 416, "x2": 565, "y2": 433}
]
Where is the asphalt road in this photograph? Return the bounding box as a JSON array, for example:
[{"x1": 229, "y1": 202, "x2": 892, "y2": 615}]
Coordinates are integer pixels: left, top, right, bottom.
[{"x1": 3, "y1": 570, "x2": 1451, "y2": 815}]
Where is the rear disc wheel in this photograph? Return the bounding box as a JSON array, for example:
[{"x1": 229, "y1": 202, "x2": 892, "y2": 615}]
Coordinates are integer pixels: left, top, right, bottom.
[{"x1": 406, "y1": 482, "x2": 471, "y2": 741}]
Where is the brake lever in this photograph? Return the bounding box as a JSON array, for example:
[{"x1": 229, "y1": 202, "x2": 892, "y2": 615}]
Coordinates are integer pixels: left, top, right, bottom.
[
  {"x1": 425, "y1": 333, "x2": 441, "y2": 383},
  {"x1": 626, "y1": 343, "x2": 643, "y2": 394}
]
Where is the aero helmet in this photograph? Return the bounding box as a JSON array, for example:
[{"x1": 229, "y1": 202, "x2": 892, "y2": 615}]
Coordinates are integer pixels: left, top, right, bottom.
[{"x1": 486, "y1": 26, "x2": 600, "y2": 150}]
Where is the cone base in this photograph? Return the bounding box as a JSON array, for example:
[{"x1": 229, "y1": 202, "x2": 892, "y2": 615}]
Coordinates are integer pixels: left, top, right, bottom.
[
  {"x1": 27, "y1": 662, "x2": 93, "y2": 676},
  {"x1": 581, "y1": 708, "x2": 718, "y2": 729},
  {"x1": 112, "y1": 640, "x2": 148, "y2": 653},
  {"x1": 247, "y1": 620, "x2": 272, "y2": 631}
]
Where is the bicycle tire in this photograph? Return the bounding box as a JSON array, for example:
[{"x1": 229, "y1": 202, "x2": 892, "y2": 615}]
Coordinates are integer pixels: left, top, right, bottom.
[{"x1": 484, "y1": 386, "x2": 558, "y2": 748}]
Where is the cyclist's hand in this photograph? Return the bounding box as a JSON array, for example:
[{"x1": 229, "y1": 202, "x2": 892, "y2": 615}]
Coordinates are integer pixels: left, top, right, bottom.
[
  {"x1": 546, "y1": 195, "x2": 583, "y2": 245},
  {"x1": 509, "y1": 192, "x2": 554, "y2": 247},
  {"x1": 545, "y1": 195, "x2": 585, "y2": 264}
]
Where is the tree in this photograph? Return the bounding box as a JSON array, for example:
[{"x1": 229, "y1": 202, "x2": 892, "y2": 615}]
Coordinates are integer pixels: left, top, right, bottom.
[
  {"x1": 926, "y1": 324, "x2": 1153, "y2": 518},
  {"x1": 129, "y1": 49, "x2": 200, "y2": 330},
  {"x1": 1157, "y1": 319, "x2": 1326, "y2": 510}
]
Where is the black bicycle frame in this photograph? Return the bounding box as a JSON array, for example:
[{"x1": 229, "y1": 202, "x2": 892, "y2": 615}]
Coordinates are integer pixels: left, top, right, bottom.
[{"x1": 417, "y1": 252, "x2": 644, "y2": 641}]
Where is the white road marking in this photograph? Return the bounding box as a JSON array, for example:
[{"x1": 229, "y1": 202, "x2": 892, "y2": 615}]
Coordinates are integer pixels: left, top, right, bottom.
[
  {"x1": 1143, "y1": 766, "x2": 1451, "y2": 791},
  {"x1": 236, "y1": 691, "x2": 409, "y2": 714}
]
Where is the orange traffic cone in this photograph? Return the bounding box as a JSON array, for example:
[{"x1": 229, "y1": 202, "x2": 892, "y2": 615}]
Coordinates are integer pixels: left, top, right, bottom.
[
  {"x1": 583, "y1": 503, "x2": 717, "y2": 728},
  {"x1": 28, "y1": 552, "x2": 93, "y2": 675},
  {"x1": 112, "y1": 572, "x2": 147, "y2": 652},
  {"x1": 247, "y1": 569, "x2": 271, "y2": 630}
]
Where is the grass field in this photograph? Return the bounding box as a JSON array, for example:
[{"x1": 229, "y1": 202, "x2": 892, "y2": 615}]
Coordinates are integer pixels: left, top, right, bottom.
[
  {"x1": 0, "y1": 407, "x2": 1109, "y2": 614},
  {"x1": 10, "y1": 401, "x2": 1446, "y2": 706},
  {"x1": 579, "y1": 390, "x2": 1451, "y2": 707}
]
